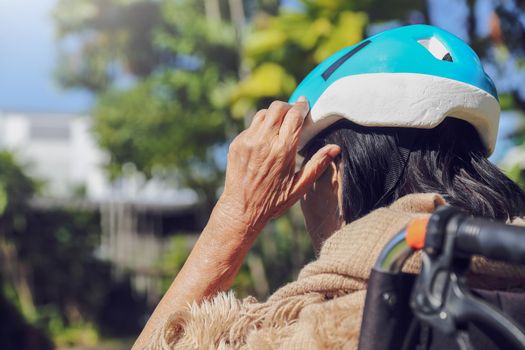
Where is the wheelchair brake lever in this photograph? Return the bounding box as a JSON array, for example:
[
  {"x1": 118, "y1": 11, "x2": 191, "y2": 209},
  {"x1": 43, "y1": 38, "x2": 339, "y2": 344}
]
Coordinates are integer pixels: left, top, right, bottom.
[{"x1": 446, "y1": 273, "x2": 525, "y2": 350}]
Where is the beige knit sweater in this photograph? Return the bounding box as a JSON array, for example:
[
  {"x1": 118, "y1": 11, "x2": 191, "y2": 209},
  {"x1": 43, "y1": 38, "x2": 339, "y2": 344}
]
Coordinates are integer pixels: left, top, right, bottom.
[{"x1": 146, "y1": 193, "x2": 525, "y2": 350}]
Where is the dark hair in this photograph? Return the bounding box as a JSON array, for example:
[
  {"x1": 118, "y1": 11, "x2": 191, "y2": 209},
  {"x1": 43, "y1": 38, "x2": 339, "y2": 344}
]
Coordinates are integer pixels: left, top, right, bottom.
[{"x1": 301, "y1": 118, "x2": 525, "y2": 223}]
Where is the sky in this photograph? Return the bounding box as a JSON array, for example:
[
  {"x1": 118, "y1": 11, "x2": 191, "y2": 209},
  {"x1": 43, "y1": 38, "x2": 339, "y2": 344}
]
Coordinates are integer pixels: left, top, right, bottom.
[{"x1": 0, "y1": 0, "x2": 93, "y2": 114}]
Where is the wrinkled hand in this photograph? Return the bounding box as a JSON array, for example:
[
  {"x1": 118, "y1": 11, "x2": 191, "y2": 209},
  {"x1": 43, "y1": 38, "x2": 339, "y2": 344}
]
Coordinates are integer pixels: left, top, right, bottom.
[
  {"x1": 218, "y1": 97, "x2": 341, "y2": 236},
  {"x1": 133, "y1": 99, "x2": 339, "y2": 350}
]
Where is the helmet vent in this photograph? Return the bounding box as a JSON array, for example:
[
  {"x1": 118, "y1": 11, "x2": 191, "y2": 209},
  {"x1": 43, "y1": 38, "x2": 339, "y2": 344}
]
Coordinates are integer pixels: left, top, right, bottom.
[
  {"x1": 418, "y1": 37, "x2": 453, "y2": 62},
  {"x1": 442, "y1": 53, "x2": 453, "y2": 62},
  {"x1": 322, "y1": 40, "x2": 371, "y2": 80}
]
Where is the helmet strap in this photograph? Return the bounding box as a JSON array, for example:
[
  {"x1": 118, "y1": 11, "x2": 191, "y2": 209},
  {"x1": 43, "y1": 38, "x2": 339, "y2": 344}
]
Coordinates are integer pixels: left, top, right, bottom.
[{"x1": 373, "y1": 131, "x2": 417, "y2": 208}]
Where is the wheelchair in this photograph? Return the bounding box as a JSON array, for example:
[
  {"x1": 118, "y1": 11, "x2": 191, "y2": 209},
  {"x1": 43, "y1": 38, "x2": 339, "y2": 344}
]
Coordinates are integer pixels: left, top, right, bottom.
[{"x1": 358, "y1": 206, "x2": 525, "y2": 350}]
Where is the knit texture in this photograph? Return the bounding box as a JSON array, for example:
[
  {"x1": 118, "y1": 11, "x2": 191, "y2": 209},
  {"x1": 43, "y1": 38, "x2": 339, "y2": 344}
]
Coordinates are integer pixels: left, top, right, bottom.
[{"x1": 145, "y1": 193, "x2": 525, "y2": 350}]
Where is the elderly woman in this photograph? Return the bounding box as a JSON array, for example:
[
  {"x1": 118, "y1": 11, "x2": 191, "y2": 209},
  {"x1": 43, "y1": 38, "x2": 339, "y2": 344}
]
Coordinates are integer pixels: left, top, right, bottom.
[{"x1": 134, "y1": 25, "x2": 525, "y2": 349}]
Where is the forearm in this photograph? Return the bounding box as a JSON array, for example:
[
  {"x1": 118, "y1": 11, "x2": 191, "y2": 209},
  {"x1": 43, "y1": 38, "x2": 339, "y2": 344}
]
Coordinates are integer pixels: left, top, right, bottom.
[{"x1": 132, "y1": 198, "x2": 260, "y2": 349}]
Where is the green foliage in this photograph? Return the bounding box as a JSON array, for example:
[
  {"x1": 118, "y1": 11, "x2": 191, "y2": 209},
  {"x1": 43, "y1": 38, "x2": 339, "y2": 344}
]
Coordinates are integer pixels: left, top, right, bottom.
[
  {"x1": 0, "y1": 153, "x2": 47, "y2": 346},
  {"x1": 248, "y1": 208, "x2": 315, "y2": 296},
  {"x1": 53, "y1": 0, "x2": 162, "y2": 91},
  {"x1": 231, "y1": 1, "x2": 368, "y2": 117},
  {"x1": 47, "y1": 311, "x2": 99, "y2": 348},
  {"x1": 0, "y1": 152, "x2": 38, "y2": 218},
  {"x1": 0, "y1": 151, "x2": 147, "y2": 346},
  {"x1": 91, "y1": 0, "x2": 244, "y2": 206},
  {"x1": 506, "y1": 163, "x2": 525, "y2": 189},
  {"x1": 156, "y1": 235, "x2": 194, "y2": 292},
  {"x1": 499, "y1": 93, "x2": 518, "y2": 110},
  {"x1": 156, "y1": 209, "x2": 314, "y2": 300},
  {"x1": 3, "y1": 206, "x2": 149, "y2": 345}
]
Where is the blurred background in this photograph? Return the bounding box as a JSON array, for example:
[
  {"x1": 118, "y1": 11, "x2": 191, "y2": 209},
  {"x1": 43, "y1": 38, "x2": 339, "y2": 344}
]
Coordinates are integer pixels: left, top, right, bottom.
[{"x1": 0, "y1": 0, "x2": 524, "y2": 349}]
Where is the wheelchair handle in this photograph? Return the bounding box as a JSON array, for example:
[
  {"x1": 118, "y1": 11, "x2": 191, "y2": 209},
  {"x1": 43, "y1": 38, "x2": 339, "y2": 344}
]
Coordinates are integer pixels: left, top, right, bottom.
[
  {"x1": 375, "y1": 208, "x2": 525, "y2": 273},
  {"x1": 405, "y1": 211, "x2": 525, "y2": 265},
  {"x1": 454, "y1": 217, "x2": 525, "y2": 264}
]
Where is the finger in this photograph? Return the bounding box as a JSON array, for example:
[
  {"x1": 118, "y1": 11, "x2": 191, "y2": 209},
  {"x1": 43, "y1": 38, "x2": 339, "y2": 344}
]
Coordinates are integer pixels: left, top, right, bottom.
[
  {"x1": 248, "y1": 109, "x2": 267, "y2": 131},
  {"x1": 262, "y1": 100, "x2": 292, "y2": 133},
  {"x1": 279, "y1": 96, "x2": 309, "y2": 141},
  {"x1": 289, "y1": 144, "x2": 341, "y2": 199}
]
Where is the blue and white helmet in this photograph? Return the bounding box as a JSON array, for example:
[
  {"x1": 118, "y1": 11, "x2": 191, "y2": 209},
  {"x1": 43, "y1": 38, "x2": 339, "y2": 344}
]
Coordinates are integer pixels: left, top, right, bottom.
[{"x1": 289, "y1": 24, "x2": 500, "y2": 155}]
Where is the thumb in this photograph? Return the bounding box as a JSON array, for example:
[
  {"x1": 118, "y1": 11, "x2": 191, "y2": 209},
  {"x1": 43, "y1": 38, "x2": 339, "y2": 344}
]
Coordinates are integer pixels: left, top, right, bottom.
[{"x1": 290, "y1": 144, "x2": 341, "y2": 198}]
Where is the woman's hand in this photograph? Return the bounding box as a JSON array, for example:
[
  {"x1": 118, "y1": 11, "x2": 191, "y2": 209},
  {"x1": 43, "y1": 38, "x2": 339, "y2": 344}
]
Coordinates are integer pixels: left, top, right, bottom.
[
  {"x1": 218, "y1": 97, "x2": 341, "y2": 236},
  {"x1": 133, "y1": 98, "x2": 340, "y2": 350}
]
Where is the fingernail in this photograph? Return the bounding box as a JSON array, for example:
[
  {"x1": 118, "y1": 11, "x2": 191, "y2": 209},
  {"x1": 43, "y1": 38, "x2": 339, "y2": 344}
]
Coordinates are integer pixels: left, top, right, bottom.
[
  {"x1": 327, "y1": 145, "x2": 341, "y2": 157},
  {"x1": 296, "y1": 96, "x2": 309, "y2": 116}
]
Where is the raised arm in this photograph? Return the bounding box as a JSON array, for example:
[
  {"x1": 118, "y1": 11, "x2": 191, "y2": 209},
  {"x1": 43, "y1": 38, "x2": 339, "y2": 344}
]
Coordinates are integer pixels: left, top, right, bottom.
[{"x1": 132, "y1": 98, "x2": 340, "y2": 349}]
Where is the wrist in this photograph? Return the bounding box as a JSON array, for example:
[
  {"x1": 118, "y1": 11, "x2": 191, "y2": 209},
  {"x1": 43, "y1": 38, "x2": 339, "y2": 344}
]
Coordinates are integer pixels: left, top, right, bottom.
[
  {"x1": 212, "y1": 194, "x2": 267, "y2": 240},
  {"x1": 192, "y1": 197, "x2": 262, "y2": 279}
]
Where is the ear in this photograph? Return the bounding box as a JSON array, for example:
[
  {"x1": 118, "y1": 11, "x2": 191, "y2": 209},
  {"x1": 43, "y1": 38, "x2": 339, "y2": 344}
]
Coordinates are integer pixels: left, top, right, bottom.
[
  {"x1": 310, "y1": 159, "x2": 340, "y2": 199},
  {"x1": 327, "y1": 160, "x2": 339, "y2": 186},
  {"x1": 315, "y1": 158, "x2": 339, "y2": 185},
  {"x1": 330, "y1": 159, "x2": 346, "y2": 224}
]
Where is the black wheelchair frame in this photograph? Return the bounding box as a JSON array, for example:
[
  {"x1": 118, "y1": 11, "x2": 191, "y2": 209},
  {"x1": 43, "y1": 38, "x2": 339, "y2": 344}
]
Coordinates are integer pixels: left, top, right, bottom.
[{"x1": 358, "y1": 206, "x2": 525, "y2": 350}]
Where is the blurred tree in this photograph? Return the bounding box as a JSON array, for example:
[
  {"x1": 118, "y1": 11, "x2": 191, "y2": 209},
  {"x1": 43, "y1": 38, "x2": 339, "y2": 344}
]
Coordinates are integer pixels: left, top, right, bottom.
[
  {"x1": 53, "y1": 0, "x2": 163, "y2": 92},
  {"x1": 458, "y1": 0, "x2": 525, "y2": 183},
  {"x1": 0, "y1": 152, "x2": 40, "y2": 320},
  {"x1": 52, "y1": 0, "x2": 282, "y2": 93},
  {"x1": 0, "y1": 290, "x2": 53, "y2": 350},
  {"x1": 461, "y1": 0, "x2": 525, "y2": 110},
  {"x1": 0, "y1": 152, "x2": 52, "y2": 349},
  {"x1": 0, "y1": 151, "x2": 147, "y2": 347},
  {"x1": 20, "y1": 207, "x2": 148, "y2": 344},
  {"x1": 54, "y1": 0, "x2": 283, "y2": 207},
  {"x1": 92, "y1": 0, "x2": 243, "y2": 208}
]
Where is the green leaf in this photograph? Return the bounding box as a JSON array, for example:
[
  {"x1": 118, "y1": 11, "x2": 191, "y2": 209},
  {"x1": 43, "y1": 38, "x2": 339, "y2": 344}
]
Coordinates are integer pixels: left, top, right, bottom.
[{"x1": 0, "y1": 183, "x2": 8, "y2": 215}]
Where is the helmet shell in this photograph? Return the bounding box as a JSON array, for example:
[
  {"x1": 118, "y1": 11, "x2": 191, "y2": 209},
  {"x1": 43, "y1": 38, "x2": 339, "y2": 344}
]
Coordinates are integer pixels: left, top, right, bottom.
[{"x1": 289, "y1": 24, "x2": 500, "y2": 154}]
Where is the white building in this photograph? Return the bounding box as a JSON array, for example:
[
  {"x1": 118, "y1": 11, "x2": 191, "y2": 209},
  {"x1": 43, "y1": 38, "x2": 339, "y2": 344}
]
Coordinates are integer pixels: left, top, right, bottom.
[
  {"x1": 0, "y1": 110, "x2": 199, "y2": 207},
  {"x1": 0, "y1": 110, "x2": 109, "y2": 199}
]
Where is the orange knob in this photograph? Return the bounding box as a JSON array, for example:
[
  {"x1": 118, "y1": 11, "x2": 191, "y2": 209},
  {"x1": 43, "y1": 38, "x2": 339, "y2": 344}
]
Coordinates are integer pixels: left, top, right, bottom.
[{"x1": 406, "y1": 216, "x2": 429, "y2": 250}]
